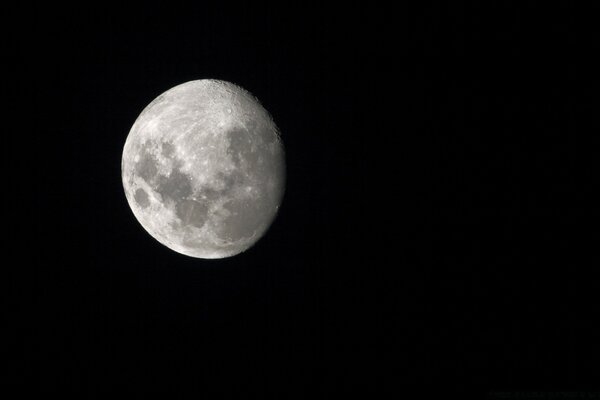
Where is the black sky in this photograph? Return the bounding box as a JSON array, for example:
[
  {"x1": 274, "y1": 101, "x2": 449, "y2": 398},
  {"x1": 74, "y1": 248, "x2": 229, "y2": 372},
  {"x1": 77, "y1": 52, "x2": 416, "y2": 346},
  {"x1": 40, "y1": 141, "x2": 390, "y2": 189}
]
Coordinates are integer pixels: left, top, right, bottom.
[{"x1": 11, "y1": 1, "x2": 599, "y2": 397}]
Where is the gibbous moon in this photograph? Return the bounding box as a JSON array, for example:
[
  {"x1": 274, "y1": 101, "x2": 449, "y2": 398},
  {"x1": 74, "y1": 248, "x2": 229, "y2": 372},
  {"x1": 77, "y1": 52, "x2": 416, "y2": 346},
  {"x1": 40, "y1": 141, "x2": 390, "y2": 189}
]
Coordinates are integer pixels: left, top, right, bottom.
[{"x1": 121, "y1": 80, "x2": 285, "y2": 259}]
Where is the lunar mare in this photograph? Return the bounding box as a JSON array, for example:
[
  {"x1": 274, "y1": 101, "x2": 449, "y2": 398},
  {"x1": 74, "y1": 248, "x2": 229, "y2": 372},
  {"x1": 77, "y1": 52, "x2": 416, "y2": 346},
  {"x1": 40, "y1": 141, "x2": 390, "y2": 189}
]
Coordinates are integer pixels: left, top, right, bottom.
[{"x1": 121, "y1": 80, "x2": 285, "y2": 259}]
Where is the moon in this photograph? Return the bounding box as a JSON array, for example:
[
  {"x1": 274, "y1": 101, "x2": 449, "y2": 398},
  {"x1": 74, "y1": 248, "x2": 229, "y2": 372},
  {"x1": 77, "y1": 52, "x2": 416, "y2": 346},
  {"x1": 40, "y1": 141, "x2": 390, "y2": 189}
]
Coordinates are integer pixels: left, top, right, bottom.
[{"x1": 121, "y1": 79, "x2": 285, "y2": 259}]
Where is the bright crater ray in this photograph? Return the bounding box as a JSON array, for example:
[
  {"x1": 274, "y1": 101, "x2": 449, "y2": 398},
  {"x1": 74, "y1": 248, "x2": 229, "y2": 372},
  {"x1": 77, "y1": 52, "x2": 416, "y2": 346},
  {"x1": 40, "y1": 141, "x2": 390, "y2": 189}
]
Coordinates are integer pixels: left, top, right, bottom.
[{"x1": 121, "y1": 79, "x2": 285, "y2": 259}]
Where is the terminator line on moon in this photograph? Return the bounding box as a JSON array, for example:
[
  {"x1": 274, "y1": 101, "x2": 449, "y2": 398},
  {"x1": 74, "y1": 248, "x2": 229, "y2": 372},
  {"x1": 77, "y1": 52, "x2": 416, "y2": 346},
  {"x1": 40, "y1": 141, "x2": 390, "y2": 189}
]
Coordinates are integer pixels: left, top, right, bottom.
[{"x1": 121, "y1": 80, "x2": 285, "y2": 259}]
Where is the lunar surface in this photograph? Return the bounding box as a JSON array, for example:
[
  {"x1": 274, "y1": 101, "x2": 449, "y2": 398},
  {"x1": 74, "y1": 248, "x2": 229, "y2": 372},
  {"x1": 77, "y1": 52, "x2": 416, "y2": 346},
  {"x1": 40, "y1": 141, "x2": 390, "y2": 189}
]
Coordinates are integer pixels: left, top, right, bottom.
[{"x1": 121, "y1": 80, "x2": 285, "y2": 259}]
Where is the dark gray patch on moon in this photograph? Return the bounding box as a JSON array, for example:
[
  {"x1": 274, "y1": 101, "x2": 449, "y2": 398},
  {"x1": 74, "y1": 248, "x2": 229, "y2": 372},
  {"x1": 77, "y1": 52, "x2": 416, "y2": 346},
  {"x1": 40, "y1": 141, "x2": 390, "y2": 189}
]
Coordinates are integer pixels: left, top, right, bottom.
[
  {"x1": 155, "y1": 169, "x2": 193, "y2": 201},
  {"x1": 134, "y1": 188, "x2": 150, "y2": 208},
  {"x1": 161, "y1": 142, "x2": 175, "y2": 158},
  {"x1": 220, "y1": 198, "x2": 265, "y2": 240},
  {"x1": 227, "y1": 128, "x2": 254, "y2": 167},
  {"x1": 216, "y1": 170, "x2": 245, "y2": 192},
  {"x1": 258, "y1": 151, "x2": 286, "y2": 203},
  {"x1": 198, "y1": 186, "x2": 224, "y2": 202},
  {"x1": 176, "y1": 199, "x2": 209, "y2": 228},
  {"x1": 136, "y1": 153, "x2": 158, "y2": 181}
]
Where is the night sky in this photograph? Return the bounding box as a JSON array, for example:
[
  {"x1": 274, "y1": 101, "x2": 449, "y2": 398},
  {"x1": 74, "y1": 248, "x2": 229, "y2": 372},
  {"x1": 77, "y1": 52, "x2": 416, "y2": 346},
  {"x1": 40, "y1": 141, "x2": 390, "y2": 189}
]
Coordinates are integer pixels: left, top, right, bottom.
[{"x1": 11, "y1": 1, "x2": 599, "y2": 396}]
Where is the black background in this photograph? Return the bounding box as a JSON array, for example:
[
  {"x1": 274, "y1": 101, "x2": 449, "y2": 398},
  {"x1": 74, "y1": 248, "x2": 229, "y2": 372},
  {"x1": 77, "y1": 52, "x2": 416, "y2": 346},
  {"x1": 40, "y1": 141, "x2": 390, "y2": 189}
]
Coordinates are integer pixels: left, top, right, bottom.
[{"x1": 10, "y1": 1, "x2": 599, "y2": 396}]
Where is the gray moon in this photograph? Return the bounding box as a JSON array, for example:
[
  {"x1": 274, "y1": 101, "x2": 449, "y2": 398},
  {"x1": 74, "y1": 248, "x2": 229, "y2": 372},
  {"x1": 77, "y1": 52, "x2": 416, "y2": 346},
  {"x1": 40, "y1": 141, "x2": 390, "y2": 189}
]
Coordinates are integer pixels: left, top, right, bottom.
[{"x1": 121, "y1": 79, "x2": 285, "y2": 259}]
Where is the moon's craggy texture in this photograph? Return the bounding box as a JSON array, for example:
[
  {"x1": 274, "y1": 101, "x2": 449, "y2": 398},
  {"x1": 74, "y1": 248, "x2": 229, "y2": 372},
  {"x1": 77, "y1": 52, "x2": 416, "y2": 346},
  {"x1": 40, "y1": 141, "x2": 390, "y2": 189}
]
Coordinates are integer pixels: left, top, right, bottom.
[{"x1": 122, "y1": 80, "x2": 285, "y2": 259}]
